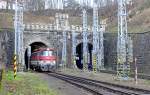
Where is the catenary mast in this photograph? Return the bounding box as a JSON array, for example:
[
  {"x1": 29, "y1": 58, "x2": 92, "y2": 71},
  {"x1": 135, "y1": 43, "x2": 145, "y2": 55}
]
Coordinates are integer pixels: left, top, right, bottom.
[
  {"x1": 117, "y1": 0, "x2": 130, "y2": 80},
  {"x1": 82, "y1": 4, "x2": 88, "y2": 70}
]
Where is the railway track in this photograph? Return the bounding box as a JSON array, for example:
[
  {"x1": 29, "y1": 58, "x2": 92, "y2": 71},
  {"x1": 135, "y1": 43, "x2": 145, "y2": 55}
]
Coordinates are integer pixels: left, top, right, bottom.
[{"x1": 47, "y1": 72, "x2": 150, "y2": 95}]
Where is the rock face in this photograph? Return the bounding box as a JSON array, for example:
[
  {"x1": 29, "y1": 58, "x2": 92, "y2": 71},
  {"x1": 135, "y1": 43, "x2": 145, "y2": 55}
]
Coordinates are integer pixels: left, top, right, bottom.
[
  {"x1": 0, "y1": 30, "x2": 150, "y2": 75},
  {"x1": 0, "y1": 31, "x2": 14, "y2": 81},
  {"x1": 0, "y1": 31, "x2": 14, "y2": 68}
]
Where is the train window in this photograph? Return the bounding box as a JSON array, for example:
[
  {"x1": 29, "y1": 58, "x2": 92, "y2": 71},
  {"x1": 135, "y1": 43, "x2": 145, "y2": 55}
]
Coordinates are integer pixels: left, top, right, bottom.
[
  {"x1": 48, "y1": 51, "x2": 52, "y2": 56},
  {"x1": 41, "y1": 51, "x2": 53, "y2": 56},
  {"x1": 40, "y1": 51, "x2": 45, "y2": 56},
  {"x1": 44, "y1": 51, "x2": 49, "y2": 56}
]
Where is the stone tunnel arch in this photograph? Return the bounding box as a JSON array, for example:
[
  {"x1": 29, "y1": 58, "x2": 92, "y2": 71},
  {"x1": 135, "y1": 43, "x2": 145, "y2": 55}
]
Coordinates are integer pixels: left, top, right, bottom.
[
  {"x1": 76, "y1": 43, "x2": 93, "y2": 70},
  {"x1": 24, "y1": 42, "x2": 48, "y2": 70}
]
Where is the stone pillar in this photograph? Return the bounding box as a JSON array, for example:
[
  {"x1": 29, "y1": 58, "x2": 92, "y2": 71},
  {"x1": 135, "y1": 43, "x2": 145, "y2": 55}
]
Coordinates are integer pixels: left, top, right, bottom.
[
  {"x1": 55, "y1": 13, "x2": 59, "y2": 30},
  {"x1": 67, "y1": 32, "x2": 72, "y2": 68}
]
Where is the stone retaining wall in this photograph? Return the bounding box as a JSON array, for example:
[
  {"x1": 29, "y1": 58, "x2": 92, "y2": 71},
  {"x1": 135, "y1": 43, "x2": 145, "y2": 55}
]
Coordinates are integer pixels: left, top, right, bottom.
[
  {"x1": 104, "y1": 32, "x2": 150, "y2": 75},
  {"x1": 0, "y1": 31, "x2": 14, "y2": 68},
  {"x1": 0, "y1": 30, "x2": 150, "y2": 75}
]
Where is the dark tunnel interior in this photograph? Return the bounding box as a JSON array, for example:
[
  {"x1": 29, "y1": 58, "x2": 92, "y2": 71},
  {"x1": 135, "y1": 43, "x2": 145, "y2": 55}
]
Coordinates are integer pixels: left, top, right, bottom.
[{"x1": 76, "y1": 43, "x2": 93, "y2": 70}]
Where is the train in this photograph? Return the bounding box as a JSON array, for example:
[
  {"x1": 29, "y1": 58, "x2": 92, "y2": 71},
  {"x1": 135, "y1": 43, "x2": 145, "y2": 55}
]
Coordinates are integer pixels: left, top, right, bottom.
[{"x1": 30, "y1": 48, "x2": 57, "y2": 71}]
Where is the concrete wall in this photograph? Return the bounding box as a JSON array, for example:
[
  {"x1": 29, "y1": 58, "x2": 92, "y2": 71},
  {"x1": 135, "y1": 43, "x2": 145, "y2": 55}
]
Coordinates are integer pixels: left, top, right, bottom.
[
  {"x1": 104, "y1": 32, "x2": 150, "y2": 75},
  {"x1": 0, "y1": 31, "x2": 14, "y2": 69},
  {"x1": 104, "y1": 33, "x2": 117, "y2": 70},
  {"x1": 0, "y1": 30, "x2": 150, "y2": 75},
  {"x1": 131, "y1": 32, "x2": 150, "y2": 74}
]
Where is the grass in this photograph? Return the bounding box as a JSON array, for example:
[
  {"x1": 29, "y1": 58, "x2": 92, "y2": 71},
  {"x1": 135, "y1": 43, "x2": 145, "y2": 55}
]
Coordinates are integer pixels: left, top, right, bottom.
[
  {"x1": 107, "y1": 22, "x2": 149, "y2": 33},
  {"x1": 0, "y1": 70, "x2": 57, "y2": 95}
]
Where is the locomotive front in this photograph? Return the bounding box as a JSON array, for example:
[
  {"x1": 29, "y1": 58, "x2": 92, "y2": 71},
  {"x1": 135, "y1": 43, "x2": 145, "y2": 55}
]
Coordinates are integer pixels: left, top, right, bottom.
[{"x1": 30, "y1": 48, "x2": 56, "y2": 71}]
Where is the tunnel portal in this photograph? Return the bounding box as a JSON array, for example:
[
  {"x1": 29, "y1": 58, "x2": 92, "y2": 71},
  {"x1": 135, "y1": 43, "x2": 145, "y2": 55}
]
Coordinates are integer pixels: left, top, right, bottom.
[
  {"x1": 24, "y1": 42, "x2": 48, "y2": 69},
  {"x1": 76, "y1": 43, "x2": 93, "y2": 70}
]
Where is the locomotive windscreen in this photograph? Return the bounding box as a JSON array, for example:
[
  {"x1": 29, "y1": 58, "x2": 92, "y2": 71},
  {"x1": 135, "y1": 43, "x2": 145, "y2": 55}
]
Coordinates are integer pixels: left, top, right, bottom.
[
  {"x1": 40, "y1": 51, "x2": 53, "y2": 56},
  {"x1": 30, "y1": 48, "x2": 56, "y2": 71}
]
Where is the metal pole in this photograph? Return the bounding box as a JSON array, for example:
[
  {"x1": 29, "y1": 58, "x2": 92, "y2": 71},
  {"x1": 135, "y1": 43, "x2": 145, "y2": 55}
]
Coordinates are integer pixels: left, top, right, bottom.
[
  {"x1": 28, "y1": 56, "x2": 30, "y2": 71},
  {"x1": 134, "y1": 58, "x2": 138, "y2": 84},
  {"x1": 14, "y1": 0, "x2": 18, "y2": 79},
  {"x1": 93, "y1": 2, "x2": 104, "y2": 72},
  {"x1": 117, "y1": 0, "x2": 129, "y2": 80},
  {"x1": 62, "y1": 31, "x2": 67, "y2": 69},
  {"x1": 14, "y1": 0, "x2": 17, "y2": 57},
  {"x1": 56, "y1": 41, "x2": 59, "y2": 70},
  {"x1": 14, "y1": 1, "x2": 24, "y2": 72},
  {"x1": 82, "y1": 9, "x2": 88, "y2": 71},
  {"x1": 28, "y1": 46, "x2": 31, "y2": 71},
  {"x1": 72, "y1": 31, "x2": 77, "y2": 69},
  {"x1": 20, "y1": 5, "x2": 24, "y2": 70}
]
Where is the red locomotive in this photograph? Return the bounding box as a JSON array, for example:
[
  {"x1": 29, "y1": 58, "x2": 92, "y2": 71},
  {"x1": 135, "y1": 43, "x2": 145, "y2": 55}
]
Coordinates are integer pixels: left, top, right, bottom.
[{"x1": 30, "y1": 48, "x2": 56, "y2": 71}]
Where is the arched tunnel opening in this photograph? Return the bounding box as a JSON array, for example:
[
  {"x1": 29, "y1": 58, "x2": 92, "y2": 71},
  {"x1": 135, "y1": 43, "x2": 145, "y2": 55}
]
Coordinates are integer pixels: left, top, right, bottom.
[
  {"x1": 76, "y1": 43, "x2": 93, "y2": 70},
  {"x1": 25, "y1": 42, "x2": 47, "y2": 70}
]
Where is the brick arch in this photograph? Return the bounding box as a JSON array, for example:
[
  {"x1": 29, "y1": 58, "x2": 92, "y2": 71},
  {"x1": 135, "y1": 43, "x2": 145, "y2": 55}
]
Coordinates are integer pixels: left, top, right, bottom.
[
  {"x1": 24, "y1": 39, "x2": 49, "y2": 51},
  {"x1": 22, "y1": 35, "x2": 53, "y2": 68}
]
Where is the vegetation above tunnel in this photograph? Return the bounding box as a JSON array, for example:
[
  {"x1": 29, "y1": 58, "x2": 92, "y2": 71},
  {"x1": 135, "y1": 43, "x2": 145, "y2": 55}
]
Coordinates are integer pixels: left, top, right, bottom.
[{"x1": 0, "y1": 0, "x2": 150, "y2": 33}]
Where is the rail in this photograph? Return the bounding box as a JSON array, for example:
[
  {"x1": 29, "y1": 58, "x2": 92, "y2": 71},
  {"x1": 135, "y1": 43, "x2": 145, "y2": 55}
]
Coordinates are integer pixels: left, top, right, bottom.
[{"x1": 47, "y1": 72, "x2": 150, "y2": 95}]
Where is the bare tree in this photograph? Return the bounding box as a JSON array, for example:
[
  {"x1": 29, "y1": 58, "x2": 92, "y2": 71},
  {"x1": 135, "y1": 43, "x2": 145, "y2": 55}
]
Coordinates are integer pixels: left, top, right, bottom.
[{"x1": 25, "y1": 0, "x2": 45, "y2": 11}]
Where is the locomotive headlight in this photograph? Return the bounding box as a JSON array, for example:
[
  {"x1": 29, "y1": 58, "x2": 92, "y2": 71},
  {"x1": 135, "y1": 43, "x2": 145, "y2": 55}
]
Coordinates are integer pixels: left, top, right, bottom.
[{"x1": 53, "y1": 61, "x2": 56, "y2": 64}]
